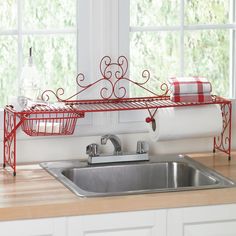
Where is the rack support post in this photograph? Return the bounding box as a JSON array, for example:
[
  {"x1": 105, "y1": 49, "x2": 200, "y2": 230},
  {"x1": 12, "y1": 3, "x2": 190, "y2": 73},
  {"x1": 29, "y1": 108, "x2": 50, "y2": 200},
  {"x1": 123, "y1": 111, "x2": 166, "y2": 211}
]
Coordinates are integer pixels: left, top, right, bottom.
[
  {"x1": 213, "y1": 101, "x2": 232, "y2": 160},
  {"x1": 3, "y1": 108, "x2": 17, "y2": 176}
]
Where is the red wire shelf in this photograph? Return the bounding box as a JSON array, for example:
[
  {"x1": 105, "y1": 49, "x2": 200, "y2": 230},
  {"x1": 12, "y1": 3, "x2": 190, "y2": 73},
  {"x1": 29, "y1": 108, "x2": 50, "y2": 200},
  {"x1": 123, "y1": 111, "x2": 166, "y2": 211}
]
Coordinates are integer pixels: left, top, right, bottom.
[
  {"x1": 65, "y1": 95, "x2": 229, "y2": 112},
  {"x1": 5, "y1": 95, "x2": 229, "y2": 115},
  {"x1": 3, "y1": 56, "x2": 232, "y2": 175}
]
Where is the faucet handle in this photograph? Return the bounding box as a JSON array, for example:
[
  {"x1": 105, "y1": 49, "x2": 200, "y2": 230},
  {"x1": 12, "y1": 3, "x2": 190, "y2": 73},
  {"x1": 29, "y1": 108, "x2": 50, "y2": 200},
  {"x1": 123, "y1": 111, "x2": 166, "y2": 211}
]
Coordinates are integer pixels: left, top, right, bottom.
[
  {"x1": 136, "y1": 141, "x2": 149, "y2": 154},
  {"x1": 86, "y1": 143, "x2": 100, "y2": 157}
]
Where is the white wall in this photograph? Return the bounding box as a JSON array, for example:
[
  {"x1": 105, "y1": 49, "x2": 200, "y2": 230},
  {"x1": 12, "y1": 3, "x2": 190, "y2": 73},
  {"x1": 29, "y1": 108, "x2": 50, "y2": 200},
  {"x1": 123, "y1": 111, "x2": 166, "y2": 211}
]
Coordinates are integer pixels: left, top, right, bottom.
[{"x1": 13, "y1": 134, "x2": 218, "y2": 163}]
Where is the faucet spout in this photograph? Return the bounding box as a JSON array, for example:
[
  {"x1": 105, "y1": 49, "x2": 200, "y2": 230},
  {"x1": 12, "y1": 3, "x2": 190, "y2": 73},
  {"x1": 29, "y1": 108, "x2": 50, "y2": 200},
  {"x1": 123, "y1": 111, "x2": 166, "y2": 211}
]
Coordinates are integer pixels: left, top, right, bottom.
[{"x1": 101, "y1": 134, "x2": 122, "y2": 155}]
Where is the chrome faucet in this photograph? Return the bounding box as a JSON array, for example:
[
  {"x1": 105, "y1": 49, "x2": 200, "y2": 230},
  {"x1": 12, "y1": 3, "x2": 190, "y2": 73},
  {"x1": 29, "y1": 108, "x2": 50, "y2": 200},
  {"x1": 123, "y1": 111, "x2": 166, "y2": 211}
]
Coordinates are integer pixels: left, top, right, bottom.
[
  {"x1": 86, "y1": 143, "x2": 99, "y2": 157},
  {"x1": 101, "y1": 134, "x2": 122, "y2": 155},
  {"x1": 86, "y1": 134, "x2": 149, "y2": 164}
]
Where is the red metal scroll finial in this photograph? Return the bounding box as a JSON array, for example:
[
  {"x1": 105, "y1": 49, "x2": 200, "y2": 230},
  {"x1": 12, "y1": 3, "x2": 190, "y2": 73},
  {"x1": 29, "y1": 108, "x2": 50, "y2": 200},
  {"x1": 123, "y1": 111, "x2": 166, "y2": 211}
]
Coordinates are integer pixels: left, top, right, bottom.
[
  {"x1": 41, "y1": 56, "x2": 169, "y2": 102},
  {"x1": 145, "y1": 117, "x2": 154, "y2": 123}
]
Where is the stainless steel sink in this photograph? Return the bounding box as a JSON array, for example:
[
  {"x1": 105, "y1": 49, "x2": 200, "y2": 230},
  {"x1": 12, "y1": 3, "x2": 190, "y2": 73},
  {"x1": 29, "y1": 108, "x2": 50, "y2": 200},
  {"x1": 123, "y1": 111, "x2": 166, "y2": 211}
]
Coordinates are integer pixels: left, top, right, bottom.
[{"x1": 40, "y1": 155, "x2": 236, "y2": 197}]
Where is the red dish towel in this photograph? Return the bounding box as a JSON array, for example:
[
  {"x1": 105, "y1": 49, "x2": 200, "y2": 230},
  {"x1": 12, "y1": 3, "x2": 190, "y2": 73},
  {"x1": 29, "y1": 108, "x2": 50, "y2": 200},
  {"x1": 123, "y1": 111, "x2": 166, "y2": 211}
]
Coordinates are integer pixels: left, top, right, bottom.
[
  {"x1": 170, "y1": 93, "x2": 213, "y2": 103},
  {"x1": 168, "y1": 77, "x2": 212, "y2": 95}
]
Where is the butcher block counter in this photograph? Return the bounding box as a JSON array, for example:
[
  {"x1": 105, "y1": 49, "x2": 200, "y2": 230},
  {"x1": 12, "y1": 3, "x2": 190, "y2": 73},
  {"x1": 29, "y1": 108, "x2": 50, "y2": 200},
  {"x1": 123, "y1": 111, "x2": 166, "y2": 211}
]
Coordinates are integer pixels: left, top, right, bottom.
[{"x1": 0, "y1": 152, "x2": 236, "y2": 221}]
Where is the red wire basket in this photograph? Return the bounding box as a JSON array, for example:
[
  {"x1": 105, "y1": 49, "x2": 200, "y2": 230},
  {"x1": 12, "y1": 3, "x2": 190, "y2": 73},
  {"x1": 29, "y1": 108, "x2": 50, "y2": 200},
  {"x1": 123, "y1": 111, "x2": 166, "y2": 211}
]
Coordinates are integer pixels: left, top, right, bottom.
[{"x1": 21, "y1": 111, "x2": 80, "y2": 136}]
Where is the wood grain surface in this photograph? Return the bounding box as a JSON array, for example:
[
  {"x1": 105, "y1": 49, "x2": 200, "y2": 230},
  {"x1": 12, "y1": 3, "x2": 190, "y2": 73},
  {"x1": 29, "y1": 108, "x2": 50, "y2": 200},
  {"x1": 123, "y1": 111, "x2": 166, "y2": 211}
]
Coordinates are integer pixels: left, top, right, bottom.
[{"x1": 0, "y1": 152, "x2": 235, "y2": 221}]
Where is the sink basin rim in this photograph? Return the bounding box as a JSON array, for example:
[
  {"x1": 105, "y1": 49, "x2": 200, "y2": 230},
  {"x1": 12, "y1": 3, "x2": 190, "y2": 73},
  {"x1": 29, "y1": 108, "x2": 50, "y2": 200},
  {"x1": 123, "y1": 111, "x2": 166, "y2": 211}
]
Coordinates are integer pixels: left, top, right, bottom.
[{"x1": 40, "y1": 155, "x2": 236, "y2": 197}]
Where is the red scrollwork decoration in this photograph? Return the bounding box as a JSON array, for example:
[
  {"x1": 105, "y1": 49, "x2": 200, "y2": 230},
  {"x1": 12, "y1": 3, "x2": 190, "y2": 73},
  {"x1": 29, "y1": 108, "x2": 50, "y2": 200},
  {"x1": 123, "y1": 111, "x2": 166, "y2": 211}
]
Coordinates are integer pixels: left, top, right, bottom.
[
  {"x1": 214, "y1": 103, "x2": 232, "y2": 158},
  {"x1": 3, "y1": 108, "x2": 16, "y2": 174},
  {"x1": 41, "y1": 56, "x2": 169, "y2": 102}
]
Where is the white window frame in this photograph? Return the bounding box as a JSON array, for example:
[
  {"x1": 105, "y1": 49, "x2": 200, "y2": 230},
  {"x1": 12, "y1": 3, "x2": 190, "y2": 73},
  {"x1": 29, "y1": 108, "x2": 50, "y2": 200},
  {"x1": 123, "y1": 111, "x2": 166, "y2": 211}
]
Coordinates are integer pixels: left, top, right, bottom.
[{"x1": 116, "y1": 0, "x2": 236, "y2": 132}]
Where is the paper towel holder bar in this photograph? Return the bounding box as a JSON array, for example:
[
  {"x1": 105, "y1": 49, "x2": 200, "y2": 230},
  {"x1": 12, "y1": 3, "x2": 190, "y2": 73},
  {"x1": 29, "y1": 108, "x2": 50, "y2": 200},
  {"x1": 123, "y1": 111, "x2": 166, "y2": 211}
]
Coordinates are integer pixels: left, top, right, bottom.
[
  {"x1": 151, "y1": 119, "x2": 156, "y2": 132},
  {"x1": 3, "y1": 56, "x2": 232, "y2": 176}
]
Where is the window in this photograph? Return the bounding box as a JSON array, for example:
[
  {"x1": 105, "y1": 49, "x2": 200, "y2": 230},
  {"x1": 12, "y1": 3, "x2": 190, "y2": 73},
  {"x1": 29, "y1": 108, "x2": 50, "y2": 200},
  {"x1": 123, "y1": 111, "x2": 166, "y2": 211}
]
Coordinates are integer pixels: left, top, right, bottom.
[
  {"x1": 0, "y1": 0, "x2": 78, "y2": 106},
  {"x1": 128, "y1": 0, "x2": 236, "y2": 98}
]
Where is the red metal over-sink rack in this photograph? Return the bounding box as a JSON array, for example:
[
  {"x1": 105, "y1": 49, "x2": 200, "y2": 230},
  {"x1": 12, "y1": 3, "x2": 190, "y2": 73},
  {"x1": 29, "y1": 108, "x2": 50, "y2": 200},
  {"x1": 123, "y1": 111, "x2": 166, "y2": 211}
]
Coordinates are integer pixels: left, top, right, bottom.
[{"x1": 3, "y1": 56, "x2": 232, "y2": 176}]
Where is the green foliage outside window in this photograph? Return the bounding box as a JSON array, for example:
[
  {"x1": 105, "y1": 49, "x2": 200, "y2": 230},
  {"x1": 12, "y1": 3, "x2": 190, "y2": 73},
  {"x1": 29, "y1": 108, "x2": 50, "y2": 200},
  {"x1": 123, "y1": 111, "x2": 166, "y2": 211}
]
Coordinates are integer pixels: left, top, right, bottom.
[
  {"x1": 0, "y1": 0, "x2": 76, "y2": 106},
  {"x1": 184, "y1": 30, "x2": 229, "y2": 96},
  {"x1": 130, "y1": 32, "x2": 179, "y2": 97},
  {"x1": 0, "y1": 0, "x2": 16, "y2": 30},
  {"x1": 0, "y1": 36, "x2": 18, "y2": 105},
  {"x1": 130, "y1": 0, "x2": 179, "y2": 26},
  {"x1": 23, "y1": 35, "x2": 77, "y2": 101},
  {"x1": 185, "y1": 0, "x2": 229, "y2": 25},
  {"x1": 130, "y1": 0, "x2": 231, "y2": 97},
  {"x1": 23, "y1": 0, "x2": 76, "y2": 29}
]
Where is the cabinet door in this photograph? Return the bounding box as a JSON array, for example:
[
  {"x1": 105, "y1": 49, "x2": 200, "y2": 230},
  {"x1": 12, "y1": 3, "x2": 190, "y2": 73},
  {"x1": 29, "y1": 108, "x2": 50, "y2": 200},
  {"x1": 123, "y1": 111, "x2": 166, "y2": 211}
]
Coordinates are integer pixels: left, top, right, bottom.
[
  {"x1": 167, "y1": 204, "x2": 236, "y2": 236},
  {"x1": 68, "y1": 210, "x2": 166, "y2": 236},
  {"x1": 0, "y1": 217, "x2": 66, "y2": 236}
]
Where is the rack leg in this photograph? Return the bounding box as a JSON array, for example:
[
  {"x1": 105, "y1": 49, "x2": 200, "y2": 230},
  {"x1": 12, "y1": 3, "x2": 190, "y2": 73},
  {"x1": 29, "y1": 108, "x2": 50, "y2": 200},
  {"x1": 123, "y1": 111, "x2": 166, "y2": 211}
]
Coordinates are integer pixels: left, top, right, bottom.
[
  {"x1": 3, "y1": 110, "x2": 17, "y2": 176},
  {"x1": 213, "y1": 137, "x2": 216, "y2": 153},
  {"x1": 228, "y1": 103, "x2": 232, "y2": 160},
  {"x1": 213, "y1": 102, "x2": 232, "y2": 159},
  {"x1": 3, "y1": 109, "x2": 6, "y2": 168},
  {"x1": 12, "y1": 114, "x2": 17, "y2": 176}
]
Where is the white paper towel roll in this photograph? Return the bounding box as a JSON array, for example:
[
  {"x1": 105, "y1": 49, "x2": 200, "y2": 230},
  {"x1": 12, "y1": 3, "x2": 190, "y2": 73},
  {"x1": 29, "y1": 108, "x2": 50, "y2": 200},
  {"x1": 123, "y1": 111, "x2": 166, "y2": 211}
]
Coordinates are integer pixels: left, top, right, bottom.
[{"x1": 148, "y1": 104, "x2": 222, "y2": 141}]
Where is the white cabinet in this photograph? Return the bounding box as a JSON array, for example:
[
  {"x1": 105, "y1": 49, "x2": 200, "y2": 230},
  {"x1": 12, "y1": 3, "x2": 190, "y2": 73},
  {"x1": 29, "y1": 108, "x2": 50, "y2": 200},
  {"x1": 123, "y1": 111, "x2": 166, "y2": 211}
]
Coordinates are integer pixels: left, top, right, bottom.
[
  {"x1": 1, "y1": 204, "x2": 236, "y2": 236},
  {"x1": 67, "y1": 210, "x2": 167, "y2": 236},
  {"x1": 167, "y1": 204, "x2": 236, "y2": 236},
  {"x1": 0, "y1": 217, "x2": 66, "y2": 236}
]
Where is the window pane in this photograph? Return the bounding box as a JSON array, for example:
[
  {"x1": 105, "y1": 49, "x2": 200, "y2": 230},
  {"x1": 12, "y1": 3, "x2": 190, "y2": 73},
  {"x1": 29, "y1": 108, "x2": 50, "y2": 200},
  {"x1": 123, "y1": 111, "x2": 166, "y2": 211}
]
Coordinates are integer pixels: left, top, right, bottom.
[
  {"x1": 185, "y1": 0, "x2": 229, "y2": 25},
  {"x1": 130, "y1": 0, "x2": 179, "y2": 27},
  {"x1": 23, "y1": 0, "x2": 76, "y2": 29},
  {"x1": 184, "y1": 30, "x2": 229, "y2": 97},
  {"x1": 0, "y1": 36, "x2": 18, "y2": 106},
  {"x1": 130, "y1": 32, "x2": 179, "y2": 97},
  {"x1": 23, "y1": 35, "x2": 77, "y2": 100},
  {"x1": 0, "y1": 0, "x2": 17, "y2": 30}
]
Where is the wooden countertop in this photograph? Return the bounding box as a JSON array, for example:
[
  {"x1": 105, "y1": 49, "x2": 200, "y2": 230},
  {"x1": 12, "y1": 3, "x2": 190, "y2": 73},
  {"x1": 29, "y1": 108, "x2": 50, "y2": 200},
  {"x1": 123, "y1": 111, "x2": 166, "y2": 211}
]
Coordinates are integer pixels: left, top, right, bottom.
[{"x1": 0, "y1": 152, "x2": 236, "y2": 221}]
